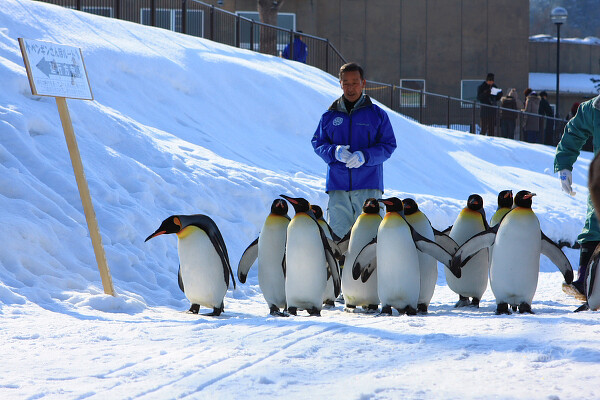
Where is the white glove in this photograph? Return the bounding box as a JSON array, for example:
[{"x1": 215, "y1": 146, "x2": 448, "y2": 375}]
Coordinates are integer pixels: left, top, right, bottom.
[
  {"x1": 559, "y1": 169, "x2": 576, "y2": 196},
  {"x1": 346, "y1": 151, "x2": 365, "y2": 168},
  {"x1": 335, "y1": 145, "x2": 352, "y2": 163}
]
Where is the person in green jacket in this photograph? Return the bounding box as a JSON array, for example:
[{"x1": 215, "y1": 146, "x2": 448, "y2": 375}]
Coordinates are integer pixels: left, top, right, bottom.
[{"x1": 554, "y1": 94, "x2": 600, "y2": 298}]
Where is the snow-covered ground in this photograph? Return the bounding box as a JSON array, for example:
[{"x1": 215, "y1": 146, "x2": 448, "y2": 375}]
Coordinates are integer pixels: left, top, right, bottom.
[{"x1": 1, "y1": 1, "x2": 599, "y2": 399}]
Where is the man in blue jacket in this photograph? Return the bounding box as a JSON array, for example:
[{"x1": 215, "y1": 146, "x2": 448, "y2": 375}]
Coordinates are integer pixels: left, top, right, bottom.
[
  {"x1": 312, "y1": 62, "x2": 397, "y2": 238},
  {"x1": 282, "y1": 32, "x2": 307, "y2": 63}
]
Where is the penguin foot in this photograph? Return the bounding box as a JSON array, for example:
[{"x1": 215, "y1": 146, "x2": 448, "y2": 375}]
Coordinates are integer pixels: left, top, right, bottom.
[
  {"x1": 495, "y1": 303, "x2": 512, "y2": 315},
  {"x1": 203, "y1": 304, "x2": 224, "y2": 317},
  {"x1": 454, "y1": 296, "x2": 471, "y2": 308},
  {"x1": 469, "y1": 298, "x2": 480, "y2": 308},
  {"x1": 323, "y1": 300, "x2": 335, "y2": 308},
  {"x1": 365, "y1": 304, "x2": 379, "y2": 313},
  {"x1": 518, "y1": 302, "x2": 534, "y2": 314},
  {"x1": 402, "y1": 306, "x2": 417, "y2": 316},
  {"x1": 269, "y1": 305, "x2": 289, "y2": 317},
  {"x1": 574, "y1": 303, "x2": 590, "y2": 312},
  {"x1": 379, "y1": 305, "x2": 393, "y2": 316},
  {"x1": 511, "y1": 304, "x2": 518, "y2": 312},
  {"x1": 187, "y1": 304, "x2": 200, "y2": 314},
  {"x1": 287, "y1": 307, "x2": 298, "y2": 316},
  {"x1": 344, "y1": 304, "x2": 356, "y2": 313},
  {"x1": 307, "y1": 307, "x2": 321, "y2": 317},
  {"x1": 417, "y1": 303, "x2": 428, "y2": 314}
]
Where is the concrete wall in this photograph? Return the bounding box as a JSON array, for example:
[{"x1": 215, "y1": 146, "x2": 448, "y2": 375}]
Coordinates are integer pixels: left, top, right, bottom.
[
  {"x1": 208, "y1": 0, "x2": 530, "y2": 98},
  {"x1": 530, "y1": 41, "x2": 600, "y2": 74}
]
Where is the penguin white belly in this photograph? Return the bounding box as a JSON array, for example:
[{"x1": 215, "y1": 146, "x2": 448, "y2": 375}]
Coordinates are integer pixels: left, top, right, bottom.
[
  {"x1": 490, "y1": 211, "x2": 541, "y2": 305},
  {"x1": 377, "y1": 218, "x2": 420, "y2": 309},
  {"x1": 286, "y1": 217, "x2": 327, "y2": 310},
  {"x1": 342, "y1": 215, "x2": 381, "y2": 307},
  {"x1": 587, "y1": 260, "x2": 600, "y2": 311},
  {"x1": 258, "y1": 221, "x2": 288, "y2": 309},
  {"x1": 447, "y1": 215, "x2": 488, "y2": 298},
  {"x1": 406, "y1": 214, "x2": 437, "y2": 306},
  {"x1": 178, "y1": 228, "x2": 227, "y2": 308}
]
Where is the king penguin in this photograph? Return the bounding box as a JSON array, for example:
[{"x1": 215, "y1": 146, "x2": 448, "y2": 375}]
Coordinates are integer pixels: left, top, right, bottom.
[
  {"x1": 446, "y1": 194, "x2": 489, "y2": 308},
  {"x1": 310, "y1": 204, "x2": 340, "y2": 307},
  {"x1": 402, "y1": 198, "x2": 439, "y2": 314},
  {"x1": 352, "y1": 198, "x2": 454, "y2": 315},
  {"x1": 237, "y1": 199, "x2": 290, "y2": 316},
  {"x1": 145, "y1": 214, "x2": 236, "y2": 316},
  {"x1": 575, "y1": 244, "x2": 600, "y2": 312},
  {"x1": 490, "y1": 190, "x2": 513, "y2": 227},
  {"x1": 341, "y1": 198, "x2": 382, "y2": 312},
  {"x1": 281, "y1": 195, "x2": 340, "y2": 316},
  {"x1": 451, "y1": 191, "x2": 573, "y2": 314}
]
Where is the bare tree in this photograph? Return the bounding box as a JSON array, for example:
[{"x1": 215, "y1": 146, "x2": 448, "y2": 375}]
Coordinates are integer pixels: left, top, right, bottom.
[{"x1": 257, "y1": 0, "x2": 284, "y2": 55}]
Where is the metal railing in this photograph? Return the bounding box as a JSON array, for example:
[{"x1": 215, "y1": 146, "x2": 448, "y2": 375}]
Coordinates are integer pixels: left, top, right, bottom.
[
  {"x1": 37, "y1": 0, "x2": 579, "y2": 148},
  {"x1": 36, "y1": 0, "x2": 347, "y2": 77},
  {"x1": 364, "y1": 82, "x2": 579, "y2": 148}
]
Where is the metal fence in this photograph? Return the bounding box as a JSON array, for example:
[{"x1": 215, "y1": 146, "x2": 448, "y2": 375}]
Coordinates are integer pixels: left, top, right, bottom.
[
  {"x1": 37, "y1": 0, "x2": 579, "y2": 148},
  {"x1": 364, "y1": 82, "x2": 582, "y2": 148},
  {"x1": 36, "y1": 0, "x2": 347, "y2": 77}
]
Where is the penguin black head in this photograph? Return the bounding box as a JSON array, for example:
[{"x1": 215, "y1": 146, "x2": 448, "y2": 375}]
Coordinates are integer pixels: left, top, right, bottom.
[
  {"x1": 467, "y1": 194, "x2": 484, "y2": 211},
  {"x1": 514, "y1": 190, "x2": 536, "y2": 208},
  {"x1": 145, "y1": 216, "x2": 182, "y2": 242},
  {"x1": 378, "y1": 197, "x2": 403, "y2": 213},
  {"x1": 270, "y1": 198, "x2": 289, "y2": 216},
  {"x1": 363, "y1": 198, "x2": 380, "y2": 214},
  {"x1": 280, "y1": 194, "x2": 311, "y2": 214},
  {"x1": 497, "y1": 190, "x2": 514, "y2": 209},
  {"x1": 402, "y1": 198, "x2": 419, "y2": 216},
  {"x1": 310, "y1": 204, "x2": 324, "y2": 220}
]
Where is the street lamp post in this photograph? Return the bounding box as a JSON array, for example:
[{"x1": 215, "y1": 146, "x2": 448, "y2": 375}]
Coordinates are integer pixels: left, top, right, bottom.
[{"x1": 551, "y1": 7, "x2": 568, "y2": 119}]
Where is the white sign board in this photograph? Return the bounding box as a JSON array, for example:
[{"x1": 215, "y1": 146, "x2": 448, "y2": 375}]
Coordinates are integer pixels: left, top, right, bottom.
[{"x1": 18, "y1": 38, "x2": 93, "y2": 100}]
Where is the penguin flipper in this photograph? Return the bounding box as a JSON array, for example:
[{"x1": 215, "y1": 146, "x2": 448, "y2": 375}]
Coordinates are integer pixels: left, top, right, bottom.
[
  {"x1": 178, "y1": 265, "x2": 185, "y2": 293},
  {"x1": 352, "y1": 239, "x2": 377, "y2": 281},
  {"x1": 433, "y1": 228, "x2": 459, "y2": 254},
  {"x1": 540, "y1": 231, "x2": 574, "y2": 284},
  {"x1": 327, "y1": 238, "x2": 342, "y2": 260},
  {"x1": 451, "y1": 229, "x2": 496, "y2": 276},
  {"x1": 335, "y1": 229, "x2": 352, "y2": 256},
  {"x1": 237, "y1": 237, "x2": 259, "y2": 284}
]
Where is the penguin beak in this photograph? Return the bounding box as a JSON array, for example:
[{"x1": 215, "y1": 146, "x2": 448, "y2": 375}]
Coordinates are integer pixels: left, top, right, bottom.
[
  {"x1": 523, "y1": 193, "x2": 537, "y2": 200},
  {"x1": 145, "y1": 230, "x2": 165, "y2": 242},
  {"x1": 377, "y1": 198, "x2": 392, "y2": 206},
  {"x1": 280, "y1": 194, "x2": 298, "y2": 205}
]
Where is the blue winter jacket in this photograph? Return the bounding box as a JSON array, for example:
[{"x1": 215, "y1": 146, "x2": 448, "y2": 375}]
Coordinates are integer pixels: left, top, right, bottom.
[{"x1": 312, "y1": 95, "x2": 397, "y2": 192}]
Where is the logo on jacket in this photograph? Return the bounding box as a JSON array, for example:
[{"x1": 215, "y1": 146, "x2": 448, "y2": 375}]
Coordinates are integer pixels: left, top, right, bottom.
[{"x1": 333, "y1": 117, "x2": 343, "y2": 126}]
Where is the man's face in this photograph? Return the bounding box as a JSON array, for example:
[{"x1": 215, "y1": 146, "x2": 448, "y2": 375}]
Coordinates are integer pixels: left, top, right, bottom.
[
  {"x1": 486, "y1": 79, "x2": 494, "y2": 85},
  {"x1": 340, "y1": 70, "x2": 366, "y2": 102}
]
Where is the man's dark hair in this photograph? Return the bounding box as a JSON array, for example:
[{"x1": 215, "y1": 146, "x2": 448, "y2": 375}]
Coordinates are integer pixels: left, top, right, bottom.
[
  {"x1": 540, "y1": 91, "x2": 548, "y2": 97},
  {"x1": 339, "y1": 62, "x2": 364, "y2": 80}
]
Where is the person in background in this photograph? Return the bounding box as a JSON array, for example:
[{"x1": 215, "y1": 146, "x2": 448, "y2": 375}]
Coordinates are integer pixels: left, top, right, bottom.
[
  {"x1": 538, "y1": 91, "x2": 555, "y2": 145},
  {"x1": 499, "y1": 88, "x2": 518, "y2": 139},
  {"x1": 554, "y1": 94, "x2": 600, "y2": 299},
  {"x1": 522, "y1": 89, "x2": 541, "y2": 143},
  {"x1": 477, "y1": 73, "x2": 503, "y2": 136},
  {"x1": 311, "y1": 62, "x2": 397, "y2": 239},
  {"x1": 282, "y1": 31, "x2": 307, "y2": 63},
  {"x1": 567, "y1": 102, "x2": 581, "y2": 121}
]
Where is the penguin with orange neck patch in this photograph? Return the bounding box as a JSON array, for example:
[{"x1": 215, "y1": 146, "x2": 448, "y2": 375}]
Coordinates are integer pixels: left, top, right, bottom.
[
  {"x1": 281, "y1": 195, "x2": 340, "y2": 316},
  {"x1": 145, "y1": 214, "x2": 235, "y2": 316},
  {"x1": 451, "y1": 191, "x2": 573, "y2": 314}
]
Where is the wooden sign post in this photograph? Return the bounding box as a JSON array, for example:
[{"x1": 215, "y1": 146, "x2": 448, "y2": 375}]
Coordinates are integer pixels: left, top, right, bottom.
[{"x1": 19, "y1": 38, "x2": 115, "y2": 296}]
